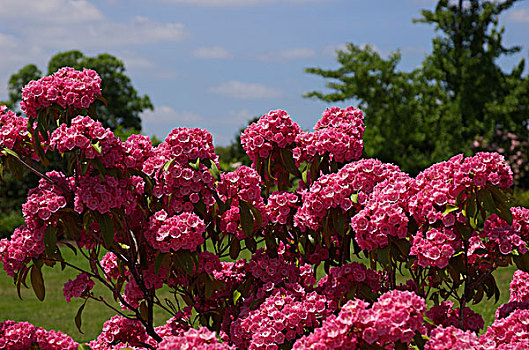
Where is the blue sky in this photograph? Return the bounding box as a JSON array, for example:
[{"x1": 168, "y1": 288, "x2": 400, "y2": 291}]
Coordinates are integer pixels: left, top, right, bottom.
[{"x1": 0, "y1": 0, "x2": 528, "y2": 145}]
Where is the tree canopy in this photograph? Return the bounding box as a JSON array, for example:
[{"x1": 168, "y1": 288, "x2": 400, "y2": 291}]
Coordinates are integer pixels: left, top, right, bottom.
[
  {"x1": 304, "y1": 0, "x2": 529, "y2": 176},
  {"x1": 4, "y1": 50, "x2": 153, "y2": 131}
]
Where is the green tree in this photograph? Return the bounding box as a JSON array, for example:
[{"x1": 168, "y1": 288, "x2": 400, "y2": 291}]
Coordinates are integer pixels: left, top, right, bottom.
[
  {"x1": 4, "y1": 50, "x2": 153, "y2": 131},
  {"x1": 304, "y1": 0, "x2": 529, "y2": 176}
]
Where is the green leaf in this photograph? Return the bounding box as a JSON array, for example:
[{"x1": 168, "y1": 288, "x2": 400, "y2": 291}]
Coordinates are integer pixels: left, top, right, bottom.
[
  {"x1": 30, "y1": 264, "x2": 45, "y2": 301},
  {"x1": 239, "y1": 201, "x2": 255, "y2": 238},
  {"x1": 332, "y1": 211, "x2": 346, "y2": 236},
  {"x1": 95, "y1": 213, "x2": 115, "y2": 248},
  {"x1": 78, "y1": 345, "x2": 92, "y2": 350},
  {"x1": 16, "y1": 265, "x2": 30, "y2": 300},
  {"x1": 189, "y1": 158, "x2": 200, "y2": 171},
  {"x1": 477, "y1": 189, "x2": 496, "y2": 213},
  {"x1": 209, "y1": 161, "x2": 221, "y2": 180},
  {"x1": 91, "y1": 142, "x2": 102, "y2": 155},
  {"x1": 229, "y1": 238, "x2": 241, "y2": 260},
  {"x1": 75, "y1": 300, "x2": 87, "y2": 334},
  {"x1": 154, "y1": 253, "x2": 169, "y2": 275},
  {"x1": 280, "y1": 148, "x2": 301, "y2": 176},
  {"x1": 245, "y1": 237, "x2": 257, "y2": 253},
  {"x1": 44, "y1": 225, "x2": 57, "y2": 256},
  {"x1": 139, "y1": 301, "x2": 148, "y2": 322},
  {"x1": 175, "y1": 250, "x2": 197, "y2": 275},
  {"x1": 442, "y1": 204, "x2": 459, "y2": 215},
  {"x1": 1, "y1": 148, "x2": 20, "y2": 159},
  {"x1": 310, "y1": 156, "x2": 321, "y2": 181},
  {"x1": 233, "y1": 290, "x2": 242, "y2": 305},
  {"x1": 163, "y1": 158, "x2": 175, "y2": 173}
]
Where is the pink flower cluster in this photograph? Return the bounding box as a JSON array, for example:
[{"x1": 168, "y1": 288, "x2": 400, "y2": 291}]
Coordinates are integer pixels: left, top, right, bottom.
[
  {"x1": 425, "y1": 301, "x2": 484, "y2": 333},
  {"x1": 0, "y1": 106, "x2": 36, "y2": 159},
  {"x1": 145, "y1": 210, "x2": 205, "y2": 253},
  {"x1": 100, "y1": 252, "x2": 128, "y2": 281},
  {"x1": 410, "y1": 153, "x2": 513, "y2": 227},
  {"x1": 512, "y1": 206, "x2": 529, "y2": 242},
  {"x1": 88, "y1": 315, "x2": 156, "y2": 350},
  {"x1": 123, "y1": 134, "x2": 154, "y2": 171},
  {"x1": 144, "y1": 128, "x2": 218, "y2": 215},
  {"x1": 481, "y1": 309, "x2": 529, "y2": 348},
  {"x1": 247, "y1": 249, "x2": 301, "y2": 286},
  {"x1": 50, "y1": 116, "x2": 123, "y2": 168},
  {"x1": 425, "y1": 326, "x2": 482, "y2": 350},
  {"x1": 0, "y1": 320, "x2": 78, "y2": 350},
  {"x1": 293, "y1": 298, "x2": 367, "y2": 349},
  {"x1": 73, "y1": 174, "x2": 141, "y2": 215},
  {"x1": 410, "y1": 227, "x2": 460, "y2": 269},
  {"x1": 316, "y1": 262, "x2": 380, "y2": 306},
  {"x1": 293, "y1": 106, "x2": 365, "y2": 164},
  {"x1": 295, "y1": 158, "x2": 401, "y2": 231},
  {"x1": 158, "y1": 327, "x2": 233, "y2": 350},
  {"x1": 230, "y1": 288, "x2": 330, "y2": 349},
  {"x1": 63, "y1": 272, "x2": 95, "y2": 302},
  {"x1": 479, "y1": 212, "x2": 527, "y2": 256},
  {"x1": 21, "y1": 67, "x2": 101, "y2": 118},
  {"x1": 22, "y1": 171, "x2": 69, "y2": 228},
  {"x1": 240, "y1": 109, "x2": 302, "y2": 162},
  {"x1": 0, "y1": 225, "x2": 44, "y2": 277},
  {"x1": 361, "y1": 290, "x2": 426, "y2": 345},
  {"x1": 266, "y1": 191, "x2": 299, "y2": 225},
  {"x1": 495, "y1": 270, "x2": 529, "y2": 319},
  {"x1": 218, "y1": 166, "x2": 267, "y2": 239},
  {"x1": 295, "y1": 290, "x2": 425, "y2": 348}
]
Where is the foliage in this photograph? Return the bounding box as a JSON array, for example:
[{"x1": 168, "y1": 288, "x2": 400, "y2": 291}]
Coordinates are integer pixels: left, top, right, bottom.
[
  {"x1": 304, "y1": 0, "x2": 529, "y2": 176},
  {"x1": 2, "y1": 67, "x2": 529, "y2": 349}
]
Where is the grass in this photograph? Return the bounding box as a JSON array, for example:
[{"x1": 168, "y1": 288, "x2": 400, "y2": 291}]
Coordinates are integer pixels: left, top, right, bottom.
[{"x1": 0, "y1": 248, "x2": 173, "y2": 344}]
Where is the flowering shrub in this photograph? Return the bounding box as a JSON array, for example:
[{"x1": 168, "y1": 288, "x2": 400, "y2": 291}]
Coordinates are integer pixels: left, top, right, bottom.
[{"x1": 1, "y1": 67, "x2": 529, "y2": 349}]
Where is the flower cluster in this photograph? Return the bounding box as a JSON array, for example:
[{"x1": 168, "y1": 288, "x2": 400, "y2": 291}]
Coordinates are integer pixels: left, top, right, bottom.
[
  {"x1": 479, "y1": 212, "x2": 527, "y2": 256},
  {"x1": 158, "y1": 327, "x2": 233, "y2": 350},
  {"x1": 63, "y1": 272, "x2": 95, "y2": 302},
  {"x1": 22, "y1": 171, "x2": 69, "y2": 230},
  {"x1": 0, "y1": 320, "x2": 78, "y2": 350},
  {"x1": 0, "y1": 106, "x2": 36, "y2": 159},
  {"x1": 295, "y1": 158, "x2": 402, "y2": 231},
  {"x1": 144, "y1": 128, "x2": 218, "y2": 215},
  {"x1": 122, "y1": 265, "x2": 167, "y2": 310},
  {"x1": 240, "y1": 109, "x2": 302, "y2": 162},
  {"x1": 425, "y1": 301, "x2": 484, "y2": 333},
  {"x1": 50, "y1": 116, "x2": 123, "y2": 168},
  {"x1": 218, "y1": 166, "x2": 267, "y2": 239},
  {"x1": 294, "y1": 290, "x2": 425, "y2": 348},
  {"x1": 100, "y1": 252, "x2": 129, "y2": 281},
  {"x1": 361, "y1": 290, "x2": 426, "y2": 345},
  {"x1": 293, "y1": 299, "x2": 368, "y2": 349},
  {"x1": 266, "y1": 191, "x2": 299, "y2": 225},
  {"x1": 410, "y1": 227, "x2": 460, "y2": 269},
  {"x1": 21, "y1": 67, "x2": 101, "y2": 118},
  {"x1": 0, "y1": 225, "x2": 44, "y2": 277},
  {"x1": 230, "y1": 288, "x2": 330, "y2": 349},
  {"x1": 145, "y1": 210, "x2": 205, "y2": 253},
  {"x1": 316, "y1": 262, "x2": 380, "y2": 306},
  {"x1": 247, "y1": 249, "x2": 301, "y2": 286},
  {"x1": 293, "y1": 106, "x2": 365, "y2": 164},
  {"x1": 495, "y1": 270, "x2": 529, "y2": 319},
  {"x1": 87, "y1": 315, "x2": 156, "y2": 350},
  {"x1": 425, "y1": 326, "x2": 482, "y2": 350},
  {"x1": 481, "y1": 309, "x2": 529, "y2": 348},
  {"x1": 73, "y1": 174, "x2": 142, "y2": 215},
  {"x1": 122, "y1": 134, "x2": 154, "y2": 171}
]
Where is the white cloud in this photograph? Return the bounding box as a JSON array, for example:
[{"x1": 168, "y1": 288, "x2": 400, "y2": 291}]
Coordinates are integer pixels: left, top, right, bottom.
[
  {"x1": 258, "y1": 48, "x2": 315, "y2": 61},
  {"x1": 509, "y1": 9, "x2": 529, "y2": 23},
  {"x1": 161, "y1": 0, "x2": 328, "y2": 5},
  {"x1": 192, "y1": 46, "x2": 233, "y2": 59},
  {"x1": 142, "y1": 106, "x2": 203, "y2": 124},
  {"x1": 0, "y1": 0, "x2": 103, "y2": 23},
  {"x1": 210, "y1": 81, "x2": 281, "y2": 99},
  {"x1": 224, "y1": 109, "x2": 254, "y2": 124},
  {"x1": 27, "y1": 16, "x2": 187, "y2": 49},
  {"x1": 322, "y1": 43, "x2": 349, "y2": 56}
]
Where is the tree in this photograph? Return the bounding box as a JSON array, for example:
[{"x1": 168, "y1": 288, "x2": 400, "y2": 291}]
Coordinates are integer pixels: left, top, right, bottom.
[
  {"x1": 4, "y1": 50, "x2": 153, "y2": 131},
  {"x1": 304, "y1": 0, "x2": 529, "y2": 176}
]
